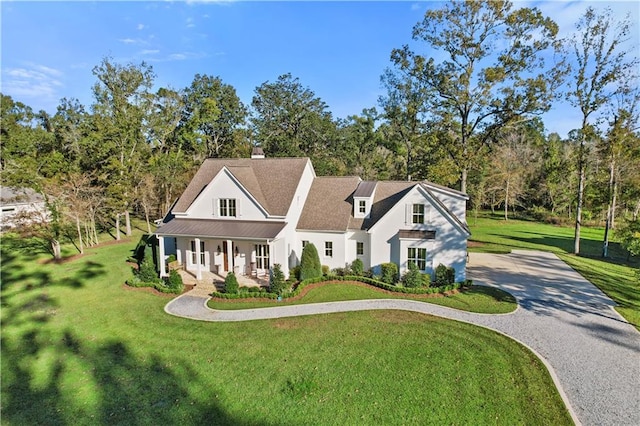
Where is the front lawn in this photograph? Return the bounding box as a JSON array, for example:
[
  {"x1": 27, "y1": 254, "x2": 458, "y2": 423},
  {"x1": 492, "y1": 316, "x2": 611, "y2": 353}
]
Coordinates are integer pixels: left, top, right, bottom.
[
  {"x1": 469, "y1": 213, "x2": 640, "y2": 328},
  {"x1": 1, "y1": 235, "x2": 571, "y2": 425},
  {"x1": 208, "y1": 282, "x2": 517, "y2": 314}
]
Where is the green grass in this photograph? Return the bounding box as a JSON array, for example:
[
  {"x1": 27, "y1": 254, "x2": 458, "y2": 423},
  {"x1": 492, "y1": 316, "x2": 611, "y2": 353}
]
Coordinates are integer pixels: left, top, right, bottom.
[
  {"x1": 469, "y1": 212, "x2": 640, "y2": 328},
  {"x1": 1, "y1": 232, "x2": 571, "y2": 425},
  {"x1": 209, "y1": 282, "x2": 517, "y2": 314}
]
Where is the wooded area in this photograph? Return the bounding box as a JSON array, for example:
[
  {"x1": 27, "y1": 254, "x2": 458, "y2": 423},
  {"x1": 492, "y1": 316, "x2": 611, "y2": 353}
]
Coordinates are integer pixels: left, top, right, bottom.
[{"x1": 1, "y1": 1, "x2": 638, "y2": 259}]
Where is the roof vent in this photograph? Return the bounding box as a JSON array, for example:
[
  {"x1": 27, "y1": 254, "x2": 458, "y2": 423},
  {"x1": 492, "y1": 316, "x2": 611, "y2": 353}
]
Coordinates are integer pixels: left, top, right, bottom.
[{"x1": 251, "y1": 147, "x2": 265, "y2": 159}]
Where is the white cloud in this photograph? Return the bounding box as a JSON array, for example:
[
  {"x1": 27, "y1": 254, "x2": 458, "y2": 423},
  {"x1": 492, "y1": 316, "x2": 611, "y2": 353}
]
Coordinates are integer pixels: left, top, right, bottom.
[
  {"x1": 1, "y1": 64, "x2": 64, "y2": 101},
  {"x1": 140, "y1": 49, "x2": 160, "y2": 55},
  {"x1": 186, "y1": 17, "x2": 195, "y2": 28},
  {"x1": 137, "y1": 23, "x2": 145, "y2": 30},
  {"x1": 119, "y1": 38, "x2": 137, "y2": 44}
]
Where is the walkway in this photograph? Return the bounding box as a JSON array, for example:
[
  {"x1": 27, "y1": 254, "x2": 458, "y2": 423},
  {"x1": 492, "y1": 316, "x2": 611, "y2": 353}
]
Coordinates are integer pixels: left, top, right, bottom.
[{"x1": 165, "y1": 250, "x2": 640, "y2": 426}]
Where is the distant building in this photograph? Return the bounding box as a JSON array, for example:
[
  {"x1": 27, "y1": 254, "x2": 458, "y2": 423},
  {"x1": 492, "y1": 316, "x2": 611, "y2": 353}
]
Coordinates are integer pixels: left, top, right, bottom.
[{"x1": 0, "y1": 186, "x2": 48, "y2": 229}]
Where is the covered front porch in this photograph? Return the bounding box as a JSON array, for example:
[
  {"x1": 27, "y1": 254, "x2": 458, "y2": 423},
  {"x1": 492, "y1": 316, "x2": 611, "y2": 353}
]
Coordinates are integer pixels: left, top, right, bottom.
[{"x1": 155, "y1": 218, "x2": 287, "y2": 281}]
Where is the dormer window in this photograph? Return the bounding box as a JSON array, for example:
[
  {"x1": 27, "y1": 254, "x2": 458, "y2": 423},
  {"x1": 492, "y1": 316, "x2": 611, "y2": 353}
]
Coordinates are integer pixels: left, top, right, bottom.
[
  {"x1": 359, "y1": 200, "x2": 366, "y2": 214},
  {"x1": 220, "y1": 199, "x2": 236, "y2": 217}
]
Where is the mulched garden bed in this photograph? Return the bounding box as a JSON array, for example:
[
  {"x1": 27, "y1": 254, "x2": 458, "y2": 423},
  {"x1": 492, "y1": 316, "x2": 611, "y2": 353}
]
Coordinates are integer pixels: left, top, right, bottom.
[{"x1": 211, "y1": 280, "x2": 462, "y2": 304}]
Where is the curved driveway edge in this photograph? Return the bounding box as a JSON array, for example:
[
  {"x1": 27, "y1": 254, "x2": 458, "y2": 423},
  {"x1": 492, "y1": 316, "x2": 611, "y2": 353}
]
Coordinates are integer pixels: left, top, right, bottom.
[{"x1": 165, "y1": 250, "x2": 640, "y2": 426}]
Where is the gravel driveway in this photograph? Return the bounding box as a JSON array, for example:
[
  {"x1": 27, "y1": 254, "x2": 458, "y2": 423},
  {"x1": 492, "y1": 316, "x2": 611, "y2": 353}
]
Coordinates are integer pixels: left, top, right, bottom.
[{"x1": 166, "y1": 250, "x2": 640, "y2": 426}]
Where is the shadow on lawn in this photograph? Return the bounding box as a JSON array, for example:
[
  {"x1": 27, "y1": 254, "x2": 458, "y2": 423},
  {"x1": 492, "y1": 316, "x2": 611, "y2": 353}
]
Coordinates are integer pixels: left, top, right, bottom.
[
  {"x1": 1, "y1": 243, "x2": 252, "y2": 425},
  {"x1": 2, "y1": 328, "x2": 244, "y2": 425}
]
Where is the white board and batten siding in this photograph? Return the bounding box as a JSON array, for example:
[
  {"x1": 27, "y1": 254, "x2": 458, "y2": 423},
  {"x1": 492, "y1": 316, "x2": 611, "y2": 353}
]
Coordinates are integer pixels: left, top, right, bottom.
[
  {"x1": 183, "y1": 168, "x2": 268, "y2": 221},
  {"x1": 369, "y1": 185, "x2": 468, "y2": 281}
]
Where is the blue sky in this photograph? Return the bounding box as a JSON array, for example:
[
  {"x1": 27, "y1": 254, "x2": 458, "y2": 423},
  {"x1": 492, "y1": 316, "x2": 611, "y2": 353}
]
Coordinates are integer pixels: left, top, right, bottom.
[{"x1": 1, "y1": 1, "x2": 638, "y2": 138}]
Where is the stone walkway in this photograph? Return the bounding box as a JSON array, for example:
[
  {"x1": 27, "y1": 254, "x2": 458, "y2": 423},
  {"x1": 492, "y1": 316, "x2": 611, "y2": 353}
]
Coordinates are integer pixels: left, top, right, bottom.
[{"x1": 165, "y1": 251, "x2": 640, "y2": 426}]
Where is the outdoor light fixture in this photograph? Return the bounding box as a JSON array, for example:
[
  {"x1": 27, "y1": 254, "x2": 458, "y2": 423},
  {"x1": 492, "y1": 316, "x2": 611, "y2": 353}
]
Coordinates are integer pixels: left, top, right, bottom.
[
  {"x1": 235, "y1": 246, "x2": 239, "y2": 255},
  {"x1": 217, "y1": 245, "x2": 221, "y2": 254}
]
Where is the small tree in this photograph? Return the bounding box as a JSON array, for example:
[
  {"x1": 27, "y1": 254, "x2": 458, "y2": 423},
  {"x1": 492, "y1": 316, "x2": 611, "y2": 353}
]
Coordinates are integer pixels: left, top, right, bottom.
[
  {"x1": 617, "y1": 219, "x2": 640, "y2": 260},
  {"x1": 224, "y1": 272, "x2": 239, "y2": 294},
  {"x1": 351, "y1": 258, "x2": 364, "y2": 276},
  {"x1": 300, "y1": 243, "x2": 322, "y2": 280},
  {"x1": 138, "y1": 246, "x2": 158, "y2": 283},
  {"x1": 381, "y1": 262, "x2": 398, "y2": 285},
  {"x1": 402, "y1": 262, "x2": 423, "y2": 288},
  {"x1": 269, "y1": 264, "x2": 288, "y2": 295}
]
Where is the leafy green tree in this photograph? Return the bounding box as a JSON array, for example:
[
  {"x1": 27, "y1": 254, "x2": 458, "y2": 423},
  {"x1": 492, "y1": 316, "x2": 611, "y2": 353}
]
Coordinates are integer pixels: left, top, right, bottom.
[
  {"x1": 91, "y1": 57, "x2": 155, "y2": 239},
  {"x1": 179, "y1": 74, "x2": 247, "y2": 160},
  {"x1": 336, "y1": 108, "x2": 391, "y2": 179},
  {"x1": 251, "y1": 73, "x2": 338, "y2": 174},
  {"x1": 388, "y1": 0, "x2": 564, "y2": 193},
  {"x1": 299, "y1": 243, "x2": 322, "y2": 281},
  {"x1": 566, "y1": 7, "x2": 638, "y2": 254},
  {"x1": 378, "y1": 67, "x2": 430, "y2": 181}
]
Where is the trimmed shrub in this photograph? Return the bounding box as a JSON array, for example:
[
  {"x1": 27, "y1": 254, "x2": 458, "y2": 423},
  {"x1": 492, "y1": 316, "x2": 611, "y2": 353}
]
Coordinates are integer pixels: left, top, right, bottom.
[
  {"x1": 269, "y1": 264, "x2": 288, "y2": 296},
  {"x1": 290, "y1": 265, "x2": 301, "y2": 281},
  {"x1": 380, "y1": 262, "x2": 398, "y2": 285},
  {"x1": 351, "y1": 258, "x2": 364, "y2": 276},
  {"x1": 322, "y1": 265, "x2": 330, "y2": 276},
  {"x1": 435, "y1": 264, "x2": 455, "y2": 287},
  {"x1": 421, "y1": 273, "x2": 432, "y2": 288},
  {"x1": 224, "y1": 272, "x2": 239, "y2": 294},
  {"x1": 138, "y1": 246, "x2": 158, "y2": 283},
  {"x1": 300, "y1": 243, "x2": 322, "y2": 280},
  {"x1": 401, "y1": 262, "x2": 423, "y2": 288},
  {"x1": 165, "y1": 269, "x2": 184, "y2": 293}
]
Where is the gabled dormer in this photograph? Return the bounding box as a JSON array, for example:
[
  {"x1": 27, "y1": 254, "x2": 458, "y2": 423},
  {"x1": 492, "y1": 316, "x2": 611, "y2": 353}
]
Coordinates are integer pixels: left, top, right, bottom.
[{"x1": 353, "y1": 181, "x2": 376, "y2": 219}]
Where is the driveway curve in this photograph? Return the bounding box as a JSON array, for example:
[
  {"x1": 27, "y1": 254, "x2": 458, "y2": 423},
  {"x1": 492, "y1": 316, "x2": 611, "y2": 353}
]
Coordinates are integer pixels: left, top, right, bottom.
[{"x1": 165, "y1": 250, "x2": 640, "y2": 426}]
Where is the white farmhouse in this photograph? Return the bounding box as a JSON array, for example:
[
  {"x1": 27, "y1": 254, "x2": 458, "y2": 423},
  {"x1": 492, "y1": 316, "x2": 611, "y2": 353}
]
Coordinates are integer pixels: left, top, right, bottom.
[{"x1": 155, "y1": 150, "x2": 470, "y2": 282}]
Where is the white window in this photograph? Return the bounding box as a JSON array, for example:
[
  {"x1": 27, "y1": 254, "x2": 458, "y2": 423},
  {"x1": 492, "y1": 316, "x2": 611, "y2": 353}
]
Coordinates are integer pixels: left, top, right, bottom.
[
  {"x1": 255, "y1": 244, "x2": 270, "y2": 269},
  {"x1": 412, "y1": 204, "x2": 425, "y2": 224},
  {"x1": 219, "y1": 199, "x2": 237, "y2": 217},
  {"x1": 325, "y1": 241, "x2": 333, "y2": 257},
  {"x1": 191, "y1": 240, "x2": 205, "y2": 265},
  {"x1": 408, "y1": 247, "x2": 427, "y2": 270},
  {"x1": 359, "y1": 200, "x2": 366, "y2": 214},
  {"x1": 356, "y1": 242, "x2": 364, "y2": 256}
]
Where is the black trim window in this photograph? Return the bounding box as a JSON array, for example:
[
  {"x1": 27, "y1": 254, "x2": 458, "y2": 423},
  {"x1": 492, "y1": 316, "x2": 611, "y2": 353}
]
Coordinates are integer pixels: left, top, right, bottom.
[
  {"x1": 359, "y1": 200, "x2": 366, "y2": 214},
  {"x1": 408, "y1": 247, "x2": 427, "y2": 270},
  {"x1": 220, "y1": 199, "x2": 236, "y2": 217},
  {"x1": 412, "y1": 204, "x2": 425, "y2": 224},
  {"x1": 356, "y1": 242, "x2": 364, "y2": 256},
  {"x1": 325, "y1": 241, "x2": 333, "y2": 257},
  {"x1": 255, "y1": 244, "x2": 270, "y2": 269}
]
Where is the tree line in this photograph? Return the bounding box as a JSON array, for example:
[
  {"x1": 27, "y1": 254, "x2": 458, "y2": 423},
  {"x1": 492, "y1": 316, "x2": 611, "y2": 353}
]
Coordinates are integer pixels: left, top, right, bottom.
[{"x1": 1, "y1": 1, "x2": 638, "y2": 259}]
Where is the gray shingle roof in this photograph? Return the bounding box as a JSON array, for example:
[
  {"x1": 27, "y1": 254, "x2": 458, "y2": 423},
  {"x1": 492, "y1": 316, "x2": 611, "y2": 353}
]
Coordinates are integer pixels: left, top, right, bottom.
[
  {"x1": 298, "y1": 179, "x2": 469, "y2": 236},
  {"x1": 172, "y1": 158, "x2": 310, "y2": 216},
  {"x1": 156, "y1": 218, "x2": 286, "y2": 240},
  {"x1": 296, "y1": 176, "x2": 361, "y2": 231},
  {"x1": 353, "y1": 181, "x2": 376, "y2": 198}
]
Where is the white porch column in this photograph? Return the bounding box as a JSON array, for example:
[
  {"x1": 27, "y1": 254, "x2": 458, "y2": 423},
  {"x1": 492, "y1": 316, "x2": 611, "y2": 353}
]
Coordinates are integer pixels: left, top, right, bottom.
[
  {"x1": 158, "y1": 236, "x2": 167, "y2": 277},
  {"x1": 195, "y1": 237, "x2": 202, "y2": 280},
  {"x1": 226, "y1": 239, "x2": 233, "y2": 272},
  {"x1": 176, "y1": 246, "x2": 182, "y2": 265}
]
